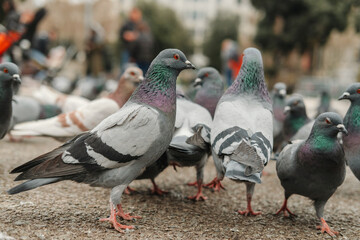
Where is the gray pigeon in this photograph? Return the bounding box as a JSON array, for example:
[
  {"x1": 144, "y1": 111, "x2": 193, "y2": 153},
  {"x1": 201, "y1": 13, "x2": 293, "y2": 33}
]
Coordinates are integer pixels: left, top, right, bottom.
[
  {"x1": 210, "y1": 48, "x2": 273, "y2": 215},
  {"x1": 283, "y1": 94, "x2": 312, "y2": 142},
  {"x1": 339, "y1": 83, "x2": 360, "y2": 181},
  {"x1": 193, "y1": 67, "x2": 224, "y2": 118},
  {"x1": 167, "y1": 93, "x2": 212, "y2": 201},
  {"x1": 0, "y1": 62, "x2": 21, "y2": 139},
  {"x1": 275, "y1": 112, "x2": 347, "y2": 237},
  {"x1": 8, "y1": 49, "x2": 195, "y2": 233},
  {"x1": 271, "y1": 82, "x2": 287, "y2": 152}
]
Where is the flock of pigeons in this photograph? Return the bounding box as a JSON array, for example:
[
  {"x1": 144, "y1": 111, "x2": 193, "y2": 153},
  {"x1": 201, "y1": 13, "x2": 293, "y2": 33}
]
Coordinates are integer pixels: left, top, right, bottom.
[{"x1": 0, "y1": 47, "x2": 359, "y2": 237}]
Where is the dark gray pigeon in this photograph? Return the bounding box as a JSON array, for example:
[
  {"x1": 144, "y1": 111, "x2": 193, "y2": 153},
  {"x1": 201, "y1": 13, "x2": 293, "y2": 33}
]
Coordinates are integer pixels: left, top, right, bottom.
[
  {"x1": 283, "y1": 94, "x2": 312, "y2": 142},
  {"x1": 167, "y1": 93, "x2": 212, "y2": 201},
  {"x1": 339, "y1": 83, "x2": 360, "y2": 181},
  {"x1": 210, "y1": 48, "x2": 273, "y2": 215},
  {"x1": 272, "y1": 82, "x2": 287, "y2": 152},
  {"x1": 275, "y1": 112, "x2": 347, "y2": 237},
  {"x1": 193, "y1": 67, "x2": 224, "y2": 118},
  {"x1": 0, "y1": 62, "x2": 21, "y2": 139},
  {"x1": 8, "y1": 49, "x2": 195, "y2": 233}
]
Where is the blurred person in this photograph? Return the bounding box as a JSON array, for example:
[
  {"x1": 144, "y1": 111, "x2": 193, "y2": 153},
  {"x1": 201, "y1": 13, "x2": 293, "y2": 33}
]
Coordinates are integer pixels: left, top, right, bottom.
[
  {"x1": 133, "y1": 22, "x2": 154, "y2": 74},
  {"x1": 221, "y1": 39, "x2": 241, "y2": 87},
  {"x1": 119, "y1": 7, "x2": 144, "y2": 71},
  {"x1": 85, "y1": 28, "x2": 105, "y2": 77}
]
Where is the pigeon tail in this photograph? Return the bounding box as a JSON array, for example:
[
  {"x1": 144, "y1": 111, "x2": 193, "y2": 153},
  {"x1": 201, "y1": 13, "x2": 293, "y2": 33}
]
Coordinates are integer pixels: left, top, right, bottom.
[{"x1": 7, "y1": 178, "x2": 60, "y2": 194}]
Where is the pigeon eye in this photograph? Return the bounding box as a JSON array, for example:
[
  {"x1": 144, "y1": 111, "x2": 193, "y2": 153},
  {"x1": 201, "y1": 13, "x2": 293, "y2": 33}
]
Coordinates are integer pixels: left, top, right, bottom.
[
  {"x1": 325, "y1": 118, "x2": 332, "y2": 124},
  {"x1": 357, "y1": 89, "x2": 360, "y2": 94},
  {"x1": 130, "y1": 71, "x2": 135, "y2": 76},
  {"x1": 3, "y1": 68, "x2": 8, "y2": 73},
  {"x1": 293, "y1": 101, "x2": 299, "y2": 106},
  {"x1": 173, "y1": 54, "x2": 179, "y2": 60},
  {"x1": 204, "y1": 73, "x2": 209, "y2": 77}
]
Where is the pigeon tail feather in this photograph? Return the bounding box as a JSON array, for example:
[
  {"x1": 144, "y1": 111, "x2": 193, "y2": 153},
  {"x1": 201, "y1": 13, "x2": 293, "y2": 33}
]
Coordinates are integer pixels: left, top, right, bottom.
[{"x1": 7, "y1": 178, "x2": 60, "y2": 194}]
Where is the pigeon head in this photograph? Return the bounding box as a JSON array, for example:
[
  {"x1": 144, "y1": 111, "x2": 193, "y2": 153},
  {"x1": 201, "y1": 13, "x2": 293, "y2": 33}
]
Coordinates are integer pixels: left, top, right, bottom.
[
  {"x1": 227, "y1": 47, "x2": 271, "y2": 103},
  {"x1": 148, "y1": 49, "x2": 195, "y2": 75},
  {"x1": 194, "y1": 67, "x2": 223, "y2": 89},
  {"x1": 123, "y1": 66, "x2": 144, "y2": 87},
  {"x1": 310, "y1": 112, "x2": 347, "y2": 139},
  {"x1": 284, "y1": 94, "x2": 306, "y2": 117},
  {"x1": 338, "y1": 83, "x2": 360, "y2": 103},
  {"x1": 0, "y1": 62, "x2": 21, "y2": 94},
  {"x1": 272, "y1": 82, "x2": 287, "y2": 99}
]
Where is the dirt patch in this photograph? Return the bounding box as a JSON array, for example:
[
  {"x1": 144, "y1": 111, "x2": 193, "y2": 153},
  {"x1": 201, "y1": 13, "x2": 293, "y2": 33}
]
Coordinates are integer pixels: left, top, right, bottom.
[{"x1": 0, "y1": 137, "x2": 359, "y2": 239}]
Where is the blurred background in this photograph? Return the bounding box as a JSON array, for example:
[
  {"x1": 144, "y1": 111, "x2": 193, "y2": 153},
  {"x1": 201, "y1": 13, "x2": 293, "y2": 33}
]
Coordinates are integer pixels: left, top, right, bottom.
[{"x1": 2, "y1": 0, "x2": 360, "y2": 97}]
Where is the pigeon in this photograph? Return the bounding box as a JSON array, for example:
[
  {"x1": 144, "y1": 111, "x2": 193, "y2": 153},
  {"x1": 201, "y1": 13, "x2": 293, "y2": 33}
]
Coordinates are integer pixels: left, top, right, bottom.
[
  {"x1": 275, "y1": 112, "x2": 347, "y2": 237},
  {"x1": 32, "y1": 85, "x2": 90, "y2": 113},
  {"x1": 0, "y1": 62, "x2": 22, "y2": 139},
  {"x1": 316, "y1": 90, "x2": 337, "y2": 117},
  {"x1": 193, "y1": 67, "x2": 224, "y2": 118},
  {"x1": 209, "y1": 48, "x2": 273, "y2": 215},
  {"x1": 8, "y1": 49, "x2": 195, "y2": 232},
  {"x1": 11, "y1": 96, "x2": 62, "y2": 126},
  {"x1": 271, "y1": 82, "x2": 287, "y2": 152},
  {"x1": 167, "y1": 93, "x2": 212, "y2": 200},
  {"x1": 283, "y1": 94, "x2": 312, "y2": 142},
  {"x1": 339, "y1": 83, "x2": 360, "y2": 181},
  {"x1": 10, "y1": 67, "x2": 144, "y2": 140}
]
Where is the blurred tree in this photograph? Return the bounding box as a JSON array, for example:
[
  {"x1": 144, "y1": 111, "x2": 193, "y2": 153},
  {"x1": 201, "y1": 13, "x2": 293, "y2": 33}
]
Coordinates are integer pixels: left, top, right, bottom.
[
  {"x1": 251, "y1": 0, "x2": 353, "y2": 73},
  {"x1": 136, "y1": 1, "x2": 193, "y2": 57},
  {"x1": 203, "y1": 12, "x2": 239, "y2": 71}
]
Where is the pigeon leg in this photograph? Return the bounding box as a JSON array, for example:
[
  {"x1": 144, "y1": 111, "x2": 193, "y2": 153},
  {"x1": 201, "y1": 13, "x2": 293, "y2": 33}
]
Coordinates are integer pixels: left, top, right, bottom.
[
  {"x1": 203, "y1": 177, "x2": 225, "y2": 192},
  {"x1": 99, "y1": 203, "x2": 135, "y2": 233},
  {"x1": 150, "y1": 179, "x2": 168, "y2": 195},
  {"x1": 316, "y1": 218, "x2": 339, "y2": 237},
  {"x1": 275, "y1": 198, "x2": 295, "y2": 217},
  {"x1": 187, "y1": 180, "x2": 198, "y2": 187},
  {"x1": 238, "y1": 182, "x2": 261, "y2": 216},
  {"x1": 188, "y1": 179, "x2": 207, "y2": 201},
  {"x1": 124, "y1": 186, "x2": 136, "y2": 195},
  {"x1": 116, "y1": 204, "x2": 142, "y2": 221}
]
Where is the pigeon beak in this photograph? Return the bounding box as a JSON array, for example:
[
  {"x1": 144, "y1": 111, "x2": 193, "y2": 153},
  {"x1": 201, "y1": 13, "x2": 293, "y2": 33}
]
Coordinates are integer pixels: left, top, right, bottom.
[
  {"x1": 337, "y1": 124, "x2": 348, "y2": 135},
  {"x1": 138, "y1": 76, "x2": 144, "y2": 82},
  {"x1": 193, "y1": 78, "x2": 202, "y2": 87},
  {"x1": 284, "y1": 106, "x2": 291, "y2": 114},
  {"x1": 12, "y1": 74, "x2": 21, "y2": 84},
  {"x1": 279, "y1": 89, "x2": 286, "y2": 97},
  {"x1": 185, "y1": 60, "x2": 196, "y2": 70},
  {"x1": 338, "y1": 92, "x2": 350, "y2": 100}
]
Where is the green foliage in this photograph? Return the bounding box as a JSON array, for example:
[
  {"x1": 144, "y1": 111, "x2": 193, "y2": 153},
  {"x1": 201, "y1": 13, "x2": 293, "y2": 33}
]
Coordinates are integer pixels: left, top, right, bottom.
[
  {"x1": 251, "y1": 0, "x2": 353, "y2": 54},
  {"x1": 203, "y1": 12, "x2": 239, "y2": 70},
  {"x1": 137, "y1": 1, "x2": 194, "y2": 56}
]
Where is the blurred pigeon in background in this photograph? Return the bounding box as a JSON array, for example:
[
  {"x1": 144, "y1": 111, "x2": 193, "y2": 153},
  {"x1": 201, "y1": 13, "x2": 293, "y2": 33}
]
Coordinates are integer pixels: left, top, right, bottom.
[
  {"x1": 193, "y1": 67, "x2": 224, "y2": 118},
  {"x1": 271, "y1": 82, "x2": 287, "y2": 152},
  {"x1": 283, "y1": 94, "x2": 312, "y2": 142},
  {"x1": 209, "y1": 48, "x2": 273, "y2": 215},
  {"x1": 275, "y1": 112, "x2": 347, "y2": 237},
  {"x1": 8, "y1": 49, "x2": 195, "y2": 232},
  {"x1": 0, "y1": 62, "x2": 21, "y2": 139},
  {"x1": 32, "y1": 85, "x2": 90, "y2": 113},
  {"x1": 316, "y1": 90, "x2": 338, "y2": 117},
  {"x1": 339, "y1": 83, "x2": 360, "y2": 181},
  {"x1": 10, "y1": 67, "x2": 143, "y2": 140}
]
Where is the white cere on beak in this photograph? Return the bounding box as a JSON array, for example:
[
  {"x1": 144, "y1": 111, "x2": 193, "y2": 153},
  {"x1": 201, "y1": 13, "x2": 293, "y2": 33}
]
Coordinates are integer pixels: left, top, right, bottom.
[
  {"x1": 337, "y1": 124, "x2": 345, "y2": 129},
  {"x1": 279, "y1": 89, "x2": 286, "y2": 96},
  {"x1": 185, "y1": 60, "x2": 191, "y2": 65},
  {"x1": 284, "y1": 106, "x2": 291, "y2": 113},
  {"x1": 194, "y1": 78, "x2": 202, "y2": 84}
]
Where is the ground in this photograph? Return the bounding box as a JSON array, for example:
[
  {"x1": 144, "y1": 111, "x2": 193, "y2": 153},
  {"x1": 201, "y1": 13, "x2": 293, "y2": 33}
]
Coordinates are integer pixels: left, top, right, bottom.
[{"x1": 0, "y1": 137, "x2": 359, "y2": 240}]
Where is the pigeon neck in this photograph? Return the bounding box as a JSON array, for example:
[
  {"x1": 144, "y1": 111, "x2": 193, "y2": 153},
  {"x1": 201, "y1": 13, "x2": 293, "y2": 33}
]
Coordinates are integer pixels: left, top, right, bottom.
[
  {"x1": 226, "y1": 60, "x2": 271, "y2": 103},
  {"x1": 130, "y1": 64, "x2": 177, "y2": 113},
  {"x1": 107, "y1": 78, "x2": 134, "y2": 107},
  {"x1": 288, "y1": 114, "x2": 308, "y2": 132},
  {"x1": 344, "y1": 104, "x2": 360, "y2": 133},
  {"x1": 307, "y1": 132, "x2": 336, "y2": 151}
]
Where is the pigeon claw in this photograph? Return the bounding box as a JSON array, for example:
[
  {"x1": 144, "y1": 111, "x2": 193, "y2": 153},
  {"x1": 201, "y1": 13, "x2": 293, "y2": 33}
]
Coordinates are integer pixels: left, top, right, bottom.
[
  {"x1": 275, "y1": 199, "x2": 296, "y2": 217},
  {"x1": 124, "y1": 186, "x2": 137, "y2": 195},
  {"x1": 237, "y1": 209, "x2": 262, "y2": 216},
  {"x1": 116, "y1": 204, "x2": 142, "y2": 221},
  {"x1": 187, "y1": 181, "x2": 199, "y2": 187},
  {"x1": 316, "y1": 218, "x2": 339, "y2": 237},
  {"x1": 203, "y1": 177, "x2": 225, "y2": 192},
  {"x1": 150, "y1": 179, "x2": 168, "y2": 196},
  {"x1": 187, "y1": 192, "x2": 208, "y2": 201},
  {"x1": 100, "y1": 204, "x2": 135, "y2": 233}
]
